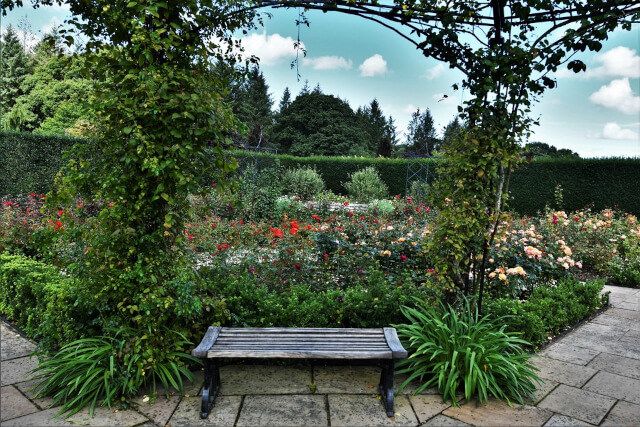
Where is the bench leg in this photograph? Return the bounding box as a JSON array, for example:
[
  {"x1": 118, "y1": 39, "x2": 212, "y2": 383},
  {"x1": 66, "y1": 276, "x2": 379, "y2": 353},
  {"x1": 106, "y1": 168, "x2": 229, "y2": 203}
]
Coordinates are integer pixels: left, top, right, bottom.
[
  {"x1": 200, "y1": 359, "x2": 221, "y2": 419},
  {"x1": 379, "y1": 360, "x2": 395, "y2": 417}
]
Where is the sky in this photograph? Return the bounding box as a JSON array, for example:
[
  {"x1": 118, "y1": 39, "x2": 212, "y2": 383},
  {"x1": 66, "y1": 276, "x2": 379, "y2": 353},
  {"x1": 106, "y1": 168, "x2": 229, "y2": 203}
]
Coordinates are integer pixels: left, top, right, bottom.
[{"x1": 2, "y1": 3, "x2": 639, "y2": 158}]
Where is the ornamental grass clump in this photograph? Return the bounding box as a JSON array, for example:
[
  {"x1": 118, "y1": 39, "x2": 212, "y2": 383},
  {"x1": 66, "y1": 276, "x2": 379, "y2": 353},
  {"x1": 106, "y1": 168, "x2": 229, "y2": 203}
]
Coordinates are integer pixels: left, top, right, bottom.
[
  {"x1": 395, "y1": 297, "x2": 541, "y2": 406},
  {"x1": 31, "y1": 327, "x2": 199, "y2": 418}
]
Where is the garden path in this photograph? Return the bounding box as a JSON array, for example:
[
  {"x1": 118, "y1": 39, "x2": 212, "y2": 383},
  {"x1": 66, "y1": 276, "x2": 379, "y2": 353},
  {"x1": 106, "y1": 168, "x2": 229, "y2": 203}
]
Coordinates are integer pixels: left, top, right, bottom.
[{"x1": 1, "y1": 285, "x2": 638, "y2": 426}]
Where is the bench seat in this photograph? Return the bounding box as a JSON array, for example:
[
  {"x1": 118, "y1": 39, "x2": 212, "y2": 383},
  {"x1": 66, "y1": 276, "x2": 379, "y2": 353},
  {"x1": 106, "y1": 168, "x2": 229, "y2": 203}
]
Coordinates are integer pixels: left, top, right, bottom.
[{"x1": 192, "y1": 326, "x2": 408, "y2": 418}]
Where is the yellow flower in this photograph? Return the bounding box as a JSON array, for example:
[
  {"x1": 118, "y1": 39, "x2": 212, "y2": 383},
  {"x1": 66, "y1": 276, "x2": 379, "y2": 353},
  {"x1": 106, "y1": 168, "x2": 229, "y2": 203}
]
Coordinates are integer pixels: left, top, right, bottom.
[{"x1": 499, "y1": 273, "x2": 507, "y2": 281}]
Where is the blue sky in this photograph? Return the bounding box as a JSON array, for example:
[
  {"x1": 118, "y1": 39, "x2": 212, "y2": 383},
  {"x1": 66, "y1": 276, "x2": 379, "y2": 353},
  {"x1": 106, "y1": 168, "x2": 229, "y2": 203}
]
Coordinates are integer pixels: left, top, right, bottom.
[{"x1": 2, "y1": 4, "x2": 639, "y2": 158}]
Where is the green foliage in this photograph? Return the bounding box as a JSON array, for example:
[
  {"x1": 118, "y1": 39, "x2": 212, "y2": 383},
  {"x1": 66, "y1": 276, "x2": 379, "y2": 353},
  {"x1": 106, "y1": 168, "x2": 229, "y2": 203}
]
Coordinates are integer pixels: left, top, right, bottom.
[
  {"x1": 406, "y1": 108, "x2": 438, "y2": 155},
  {"x1": 609, "y1": 259, "x2": 640, "y2": 288},
  {"x1": 485, "y1": 277, "x2": 608, "y2": 348},
  {"x1": 396, "y1": 297, "x2": 540, "y2": 406},
  {"x1": 0, "y1": 132, "x2": 77, "y2": 195},
  {"x1": 281, "y1": 166, "x2": 325, "y2": 201},
  {"x1": 509, "y1": 158, "x2": 640, "y2": 216},
  {"x1": 270, "y1": 92, "x2": 370, "y2": 157},
  {"x1": 205, "y1": 266, "x2": 431, "y2": 328},
  {"x1": 31, "y1": 327, "x2": 199, "y2": 417},
  {"x1": 235, "y1": 165, "x2": 283, "y2": 221},
  {"x1": 232, "y1": 66, "x2": 274, "y2": 146},
  {"x1": 344, "y1": 166, "x2": 389, "y2": 203},
  {"x1": 367, "y1": 199, "x2": 394, "y2": 215},
  {"x1": 0, "y1": 26, "x2": 31, "y2": 116},
  {"x1": 0, "y1": 254, "x2": 90, "y2": 351}
]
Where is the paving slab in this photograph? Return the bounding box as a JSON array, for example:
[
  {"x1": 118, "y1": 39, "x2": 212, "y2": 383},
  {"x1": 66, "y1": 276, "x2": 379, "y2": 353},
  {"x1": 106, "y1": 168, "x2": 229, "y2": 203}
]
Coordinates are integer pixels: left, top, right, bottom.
[
  {"x1": 621, "y1": 329, "x2": 640, "y2": 343},
  {"x1": 524, "y1": 378, "x2": 559, "y2": 406},
  {"x1": 543, "y1": 414, "x2": 593, "y2": 426},
  {"x1": 314, "y1": 365, "x2": 381, "y2": 394},
  {"x1": 15, "y1": 378, "x2": 56, "y2": 410},
  {"x1": 607, "y1": 307, "x2": 640, "y2": 321},
  {"x1": 582, "y1": 370, "x2": 640, "y2": 404},
  {"x1": 590, "y1": 313, "x2": 640, "y2": 331},
  {"x1": 169, "y1": 395, "x2": 242, "y2": 426},
  {"x1": 562, "y1": 322, "x2": 627, "y2": 343},
  {"x1": 1, "y1": 405, "x2": 149, "y2": 426},
  {"x1": 1, "y1": 325, "x2": 37, "y2": 361},
  {"x1": 1, "y1": 356, "x2": 39, "y2": 386},
  {"x1": 329, "y1": 394, "x2": 416, "y2": 426},
  {"x1": 0, "y1": 385, "x2": 39, "y2": 421},
  {"x1": 238, "y1": 394, "x2": 327, "y2": 427},
  {"x1": 132, "y1": 393, "x2": 181, "y2": 426},
  {"x1": 600, "y1": 400, "x2": 640, "y2": 426},
  {"x1": 586, "y1": 352, "x2": 640, "y2": 380},
  {"x1": 217, "y1": 364, "x2": 311, "y2": 395},
  {"x1": 537, "y1": 384, "x2": 616, "y2": 425},
  {"x1": 394, "y1": 373, "x2": 440, "y2": 395},
  {"x1": 423, "y1": 414, "x2": 472, "y2": 426},
  {"x1": 409, "y1": 394, "x2": 456, "y2": 424},
  {"x1": 538, "y1": 342, "x2": 600, "y2": 366},
  {"x1": 442, "y1": 398, "x2": 553, "y2": 426},
  {"x1": 531, "y1": 356, "x2": 597, "y2": 387}
]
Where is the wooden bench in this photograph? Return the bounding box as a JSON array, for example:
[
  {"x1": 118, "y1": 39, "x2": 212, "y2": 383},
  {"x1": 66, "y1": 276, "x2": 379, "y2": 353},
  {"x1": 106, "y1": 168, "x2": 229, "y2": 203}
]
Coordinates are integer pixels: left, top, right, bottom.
[{"x1": 192, "y1": 327, "x2": 408, "y2": 419}]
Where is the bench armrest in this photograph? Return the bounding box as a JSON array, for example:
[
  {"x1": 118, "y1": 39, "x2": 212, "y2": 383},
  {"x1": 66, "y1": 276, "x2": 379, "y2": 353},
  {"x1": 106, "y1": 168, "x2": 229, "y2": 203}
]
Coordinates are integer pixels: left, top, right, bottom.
[
  {"x1": 383, "y1": 327, "x2": 408, "y2": 359},
  {"x1": 192, "y1": 326, "x2": 221, "y2": 358}
]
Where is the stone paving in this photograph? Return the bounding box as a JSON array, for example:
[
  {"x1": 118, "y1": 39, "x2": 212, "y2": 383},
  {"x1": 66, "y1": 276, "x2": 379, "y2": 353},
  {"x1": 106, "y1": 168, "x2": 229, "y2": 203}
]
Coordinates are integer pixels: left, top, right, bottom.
[{"x1": 1, "y1": 285, "x2": 638, "y2": 426}]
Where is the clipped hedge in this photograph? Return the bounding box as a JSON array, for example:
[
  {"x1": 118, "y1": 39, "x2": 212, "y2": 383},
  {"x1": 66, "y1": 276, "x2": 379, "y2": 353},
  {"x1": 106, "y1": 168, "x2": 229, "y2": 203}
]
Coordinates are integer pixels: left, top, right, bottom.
[
  {"x1": 0, "y1": 131, "x2": 78, "y2": 196},
  {"x1": 3, "y1": 133, "x2": 639, "y2": 215},
  {"x1": 508, "y1": 157, "x2": 640, "y2": 215},
  {"x1": 235, "y1": 150, "x2": 426, "y2": 197}
]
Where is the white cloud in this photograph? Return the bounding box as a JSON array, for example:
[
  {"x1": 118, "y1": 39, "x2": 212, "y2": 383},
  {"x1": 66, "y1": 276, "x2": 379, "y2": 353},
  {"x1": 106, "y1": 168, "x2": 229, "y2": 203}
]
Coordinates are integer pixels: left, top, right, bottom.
[
  {"x1": 557, "y1": 46, "x2": 640, "y2": 79},
  {"x1": 431, "y1": 93, "x2": 457, "y2": 104},
  {"x1": 359, "y1": 54, "x2": 388, "y2": 77},
  {"x1": 403, "y1": 104, "x2": 417, "y2": 114},
  {"x1": 422, "y1": 63, "x2": 445, "y2": 80},
  {"x1": 239, "y1": 32, "x2": 304, "y2": 67},
  {"x1": 302, "y1": 56, "x2": 352, "y2": 71},
  {"x1": 602, "y1": 123, "x2": 639, "y2": 140},
  {"x1": 589, "y1": 78, "x2": 640, "y2": 115}
]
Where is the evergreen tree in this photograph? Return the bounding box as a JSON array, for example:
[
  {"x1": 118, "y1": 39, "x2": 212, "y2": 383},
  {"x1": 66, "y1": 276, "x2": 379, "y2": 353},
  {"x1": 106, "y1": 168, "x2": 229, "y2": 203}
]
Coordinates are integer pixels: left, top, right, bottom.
[
  {"x1": 439, "y1": 117, "x2": 465, "y2": 154},
  {"x1": 0, "y1": 26, "x2": 31, "y2": 116},
  {"x1": 406, "y1": 108, "x2": 438, "y2": 156},
  {"x1": 279, "y1": 87, "x2": 292, "y2": 112},
  {"x1": 234, "y1": 67, "x2": 273, "y2": 146},
  {"x1": 378, "y1": 115, "x2": 398, "y2": 158},
  {"x1": 357, "y1": 98, "x2": 387, "y2": 154},
  {"x1": 298, "y1": 79, "x2": 310, "y2": 96}
]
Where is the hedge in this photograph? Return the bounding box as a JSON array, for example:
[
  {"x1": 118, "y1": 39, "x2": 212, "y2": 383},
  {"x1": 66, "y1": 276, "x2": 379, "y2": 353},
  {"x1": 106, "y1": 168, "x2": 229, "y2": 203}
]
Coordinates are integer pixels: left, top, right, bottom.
[
  {"x1": 0, "y1": 132, "x2": 77, "y2": 196},
  {"x1": 508, "y1": 157, "x2": 640, "y2": 215},
  {"x1": 2, "y1": 132, "x2": 639, "y2": 215}
]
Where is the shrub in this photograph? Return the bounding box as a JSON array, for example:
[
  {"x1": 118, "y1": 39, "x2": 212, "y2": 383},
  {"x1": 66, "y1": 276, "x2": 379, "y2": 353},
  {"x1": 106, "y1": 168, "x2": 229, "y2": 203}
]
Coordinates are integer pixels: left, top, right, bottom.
[
  {"x1": 368, "y1": 199, "x2": 394, "y2": 216},
  {"x1": 281, "y1": 166, "x2": 325, "y2": 201},
  {"x1": 0, "y1": 254, "x2": 91, "y2": 351},
  {"x1": 343, "y1": 166, "x2": 389, "y2": 203},
  {"x1": 396, "y1": 297, "x2": 540, "y2": 406},
  {"x1": 234, "y1": 165, "x2": 282, "y2": 221},
  {"x1": 31, "y1": 326, "x2": 199, "y2": 417},
  {"x1": 485, "y1": 277, "x2": 607, "y2": 348}
]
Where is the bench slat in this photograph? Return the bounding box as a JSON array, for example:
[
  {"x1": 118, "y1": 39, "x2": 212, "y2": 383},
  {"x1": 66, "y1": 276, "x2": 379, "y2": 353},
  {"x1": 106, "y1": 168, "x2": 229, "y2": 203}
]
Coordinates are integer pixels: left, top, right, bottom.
[
  {"x1": 206, "y1": 349, "x2": 394, "y2": 359},
  {"x1": 216, "y1": 337, "x2": 385, "y2": 343},
  {"x1": 220, "y1": 327, "x2": 383, "y2": 334}
]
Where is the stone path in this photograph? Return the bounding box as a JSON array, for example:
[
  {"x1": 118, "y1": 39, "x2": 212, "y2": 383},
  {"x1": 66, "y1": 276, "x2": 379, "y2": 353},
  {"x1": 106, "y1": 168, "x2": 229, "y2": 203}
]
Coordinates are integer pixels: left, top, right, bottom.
[{"x1": 1, "y1": 285, "x2": 638, "y2": 426}]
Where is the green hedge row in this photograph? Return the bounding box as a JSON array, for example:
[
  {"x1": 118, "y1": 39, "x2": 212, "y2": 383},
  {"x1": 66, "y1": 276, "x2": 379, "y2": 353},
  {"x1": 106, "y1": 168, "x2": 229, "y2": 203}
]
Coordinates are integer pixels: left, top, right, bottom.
[
  {"x1": 0, "y1": 132, "x2": 77, "y2": 196},
  {"x1": 508, "y1": 157, "x2": 640, "y2": 215},
  {"x1": 2, "y1": 132, "x2": 639, "y2": 215},
  {"x1": 236, "y1": 150, "x2": 429, "y2": 197}
]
